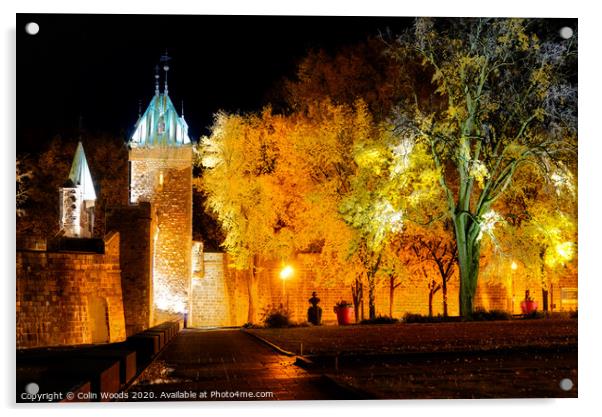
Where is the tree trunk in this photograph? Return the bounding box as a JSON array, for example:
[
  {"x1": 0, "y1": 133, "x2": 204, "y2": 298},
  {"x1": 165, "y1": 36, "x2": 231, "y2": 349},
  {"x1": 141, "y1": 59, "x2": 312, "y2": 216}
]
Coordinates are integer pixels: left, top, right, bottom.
[
  {"x1": 351, "y1": 276, "x2": 363, "y2": 323},
  {"x1": 455, "y1": 216, "x2": 481, "y2": 317},
  {"x1": 442, "y1": 276, "x2": 448, "y2": 317},
  {"x1": 428, "y1": 289, "x2": 434, "y2": 317},
  {"x1": 389, "y1": 275, "x2": 395, "y2": 318},
  {"x1": 247, "y1": 256, "x2": 259, "y2": 324},
  {"x1": 368, "y1": 272, "x2": 376, "y2": 320},
  {"x1": 360, "y1": 282, "x2": 364, "y2": 320},
  {"x1": 540, "y1": 247, "x2": 548, "y2": 311},
  {"x1": 542, "y1": 289, "x2": 549, "y2": 312}
]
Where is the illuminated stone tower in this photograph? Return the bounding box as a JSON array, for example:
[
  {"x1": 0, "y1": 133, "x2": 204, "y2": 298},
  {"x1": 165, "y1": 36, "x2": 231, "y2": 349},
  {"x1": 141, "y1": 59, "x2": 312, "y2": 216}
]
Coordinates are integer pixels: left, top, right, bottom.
[
  {"x1": 59, "y1": 141, "x2": 96, "y2": 238},
  {"x1": 128, "y1": 57, "x2": 193, "y2": 324}
]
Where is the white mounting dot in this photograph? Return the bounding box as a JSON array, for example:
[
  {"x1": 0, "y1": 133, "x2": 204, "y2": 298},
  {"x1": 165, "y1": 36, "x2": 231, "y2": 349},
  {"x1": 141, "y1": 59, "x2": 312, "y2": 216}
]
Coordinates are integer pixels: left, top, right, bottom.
[
  {"x1": 25, "y1": 382, "x2": 40, "y2": 395},
  {"x1": 559, "y1": 378, "x2": 574, "y2": 391},
  {"x1": 25, "y1": 22, "x2": 40, "y2": 35},
  {"x1": 559, "y1": 27, "x2": 573, "y2": 40}
]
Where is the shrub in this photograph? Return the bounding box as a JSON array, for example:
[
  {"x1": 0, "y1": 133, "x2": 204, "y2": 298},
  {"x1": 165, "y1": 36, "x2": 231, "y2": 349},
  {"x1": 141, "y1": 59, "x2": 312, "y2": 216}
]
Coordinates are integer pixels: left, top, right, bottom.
[
  {"x1": 402, "y1": 313, "x2": 460, "y2": 323},
  {"x1": 334, "y1": 300, "x2": 353, "y2": 309},
  {"x1": 261, "y1": 305, "x2": 290, "y2": 328},
  {"x1": 468, "y1": 308, "x2": 512, "y2": 321},
  {"x1": 521, "y1": 310, "x2": 545, "y2": 320},
  {"x1": 360, "y1": 315, "x2": 399, "y2": 325}
]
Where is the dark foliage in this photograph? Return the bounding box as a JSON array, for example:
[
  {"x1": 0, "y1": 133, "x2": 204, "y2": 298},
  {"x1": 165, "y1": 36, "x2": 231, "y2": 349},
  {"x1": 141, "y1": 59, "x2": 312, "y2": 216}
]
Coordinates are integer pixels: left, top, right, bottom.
[
  {"x1": 521, "y1": 311, "x2": 545, "y2": 320},
  {"x1": 261, "y1": 305, "x2": 291, "y2": 328},
  {"x1": 360, "y1": 315, "x2": 399, "y2": 325},
  {"x1": 402, "y1": 313, "x2": 462, "y2": 323},
  {"x1": 468, "y1": 308, "x2": 512, "y2": 321},
  {"x1": 17, "y1": 133, "x2": 128, "y2": 238}
]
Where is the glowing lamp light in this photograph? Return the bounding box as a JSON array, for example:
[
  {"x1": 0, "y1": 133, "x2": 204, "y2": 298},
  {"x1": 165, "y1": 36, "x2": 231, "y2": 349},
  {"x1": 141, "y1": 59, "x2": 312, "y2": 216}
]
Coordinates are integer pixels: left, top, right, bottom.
[
  {"x1": 280, "y1": 265, "x2": 294, "y2": 280},
  {"x1": 511, "y1": 261, "x2": 518, "y2": 271}
]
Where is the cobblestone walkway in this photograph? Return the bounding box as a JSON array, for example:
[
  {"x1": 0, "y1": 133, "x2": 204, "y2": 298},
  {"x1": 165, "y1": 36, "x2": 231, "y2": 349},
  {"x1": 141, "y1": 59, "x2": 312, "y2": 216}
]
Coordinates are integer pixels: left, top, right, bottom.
[{"x1": 126, "y1": 328, "x2": 351, "y2": 401}]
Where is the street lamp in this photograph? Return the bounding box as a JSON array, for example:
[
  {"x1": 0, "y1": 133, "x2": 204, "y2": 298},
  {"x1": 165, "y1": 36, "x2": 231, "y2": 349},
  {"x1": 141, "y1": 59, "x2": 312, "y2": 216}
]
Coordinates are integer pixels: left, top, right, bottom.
[{"x1": 280, "y1": 265, "x2": 294, "y2": 310}]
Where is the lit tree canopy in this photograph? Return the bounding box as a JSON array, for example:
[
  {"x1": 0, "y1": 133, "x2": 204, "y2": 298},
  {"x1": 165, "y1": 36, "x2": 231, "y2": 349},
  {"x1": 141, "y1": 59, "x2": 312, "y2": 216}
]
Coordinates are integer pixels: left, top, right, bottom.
[
  {"x1": 198, "y1": 101, "x2": 378, "y2": 320},
  {"x1": 387, "y1": 18, "x2": 577, "y2": 315}
]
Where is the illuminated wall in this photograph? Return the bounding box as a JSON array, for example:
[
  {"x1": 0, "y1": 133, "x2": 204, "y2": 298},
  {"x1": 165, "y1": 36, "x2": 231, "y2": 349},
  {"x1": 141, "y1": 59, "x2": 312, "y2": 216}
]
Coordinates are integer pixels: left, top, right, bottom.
[
  {"x1": 16, "y1": 233, "x2": 126, "y2": 348},
  {"x1": 190, "y1": 251, "x2": 231, "y2": 327},
  {"x1": 129, "y1": 146, "x2": 193, "y2": 324},
  {"x1": 190, "y1": 251, "x2": 578, "y2": 327},
  {"x1": 106, "y1": 202, "x2": 156, "y2": 336}
]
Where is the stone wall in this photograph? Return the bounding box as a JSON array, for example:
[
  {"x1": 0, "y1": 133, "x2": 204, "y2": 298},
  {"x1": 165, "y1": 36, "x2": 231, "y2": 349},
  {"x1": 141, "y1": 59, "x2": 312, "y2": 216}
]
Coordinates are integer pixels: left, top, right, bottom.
[
  {"x1": 190, "y1": 252, "x2": 230, "y2": 327},
  {"x1": 16, "y1": 232, "x2": 126, "y2": 349},
  {"x1": 190, "y1": 251, "x2": 578, "y2": 327},
  {"x1": 106, "y1": 202, "x2": 155, "y2": 336},
  {"x1": 129, "y1": 146, "x2": 193, "y2": 324}
]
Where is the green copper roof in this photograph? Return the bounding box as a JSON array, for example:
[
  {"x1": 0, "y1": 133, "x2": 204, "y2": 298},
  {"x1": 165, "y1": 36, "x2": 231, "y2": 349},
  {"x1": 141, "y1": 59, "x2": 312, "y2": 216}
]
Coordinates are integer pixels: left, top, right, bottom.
[
  {"x1": 68, "y1": 141, "x2": 97, "y2": 201},
  {"x1": 129, "y1": 93, "x2": 191, "y2": 147}
]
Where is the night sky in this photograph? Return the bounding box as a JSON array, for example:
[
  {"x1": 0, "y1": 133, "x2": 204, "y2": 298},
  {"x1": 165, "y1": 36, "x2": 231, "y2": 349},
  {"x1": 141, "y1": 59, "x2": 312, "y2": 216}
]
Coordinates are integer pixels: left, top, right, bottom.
[{"x1": 17, "y1": 14, "x2": 413, "y2": 153}]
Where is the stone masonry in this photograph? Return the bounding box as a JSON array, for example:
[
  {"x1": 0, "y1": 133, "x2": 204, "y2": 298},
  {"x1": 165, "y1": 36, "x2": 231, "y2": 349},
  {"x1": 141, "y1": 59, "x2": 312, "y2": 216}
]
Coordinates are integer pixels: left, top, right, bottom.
[
  {"x1": 16, "y1": 232, "x2": 126, "y2": 348},
  {"x1": 190, "y1": 251, "x2": 578, "y2": 327},
  {"x1": 129, "y1": 146, "x2": 193, "y2": 324},
  {"x1": 106, "y1": 202, "x2": 156, "y2": 336}
]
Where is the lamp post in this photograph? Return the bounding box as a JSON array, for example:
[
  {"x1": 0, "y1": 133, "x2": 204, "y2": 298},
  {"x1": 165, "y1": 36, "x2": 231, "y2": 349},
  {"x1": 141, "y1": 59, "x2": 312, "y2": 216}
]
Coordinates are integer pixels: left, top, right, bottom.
[{"x1": 279, "y1": 265, "x2": 294, "y2": 310}]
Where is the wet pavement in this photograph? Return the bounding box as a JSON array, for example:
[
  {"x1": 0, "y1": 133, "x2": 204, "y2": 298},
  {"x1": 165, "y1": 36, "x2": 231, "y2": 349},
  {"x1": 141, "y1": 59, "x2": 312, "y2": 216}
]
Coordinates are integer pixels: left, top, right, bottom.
[{"x1": 125, "y1": 328, "x2": 353, "y2": 401}]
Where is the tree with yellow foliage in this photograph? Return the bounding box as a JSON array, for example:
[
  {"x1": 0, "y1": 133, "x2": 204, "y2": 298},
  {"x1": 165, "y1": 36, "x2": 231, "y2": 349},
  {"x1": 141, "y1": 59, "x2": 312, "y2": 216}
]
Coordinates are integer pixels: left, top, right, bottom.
[
  {"x1": 198, "y1": 110, "x2": 296, "y2": 323},
  {"x1": 387, "y1": 18, "x2": 577, "y2": 316},
  {"x1": 484, "y1": 160, "x2": 577, "y2": 311},
  {"x1": 199, "y1": 101, "x2": 378, "y2": 323}
]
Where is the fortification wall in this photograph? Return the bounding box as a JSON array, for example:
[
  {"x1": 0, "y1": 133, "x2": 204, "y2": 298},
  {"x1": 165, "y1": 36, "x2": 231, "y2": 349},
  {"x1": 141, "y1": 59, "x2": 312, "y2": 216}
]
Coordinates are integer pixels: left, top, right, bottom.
[
  {"x1": 190, "y1": 252, "x2": 578, "y2": 327},
  {"x1": 106, "y1": 202, "x2": 155, "y2": 336},
  {"x1": 16, "y1": 232, "x2": 126, "y2": 349}
]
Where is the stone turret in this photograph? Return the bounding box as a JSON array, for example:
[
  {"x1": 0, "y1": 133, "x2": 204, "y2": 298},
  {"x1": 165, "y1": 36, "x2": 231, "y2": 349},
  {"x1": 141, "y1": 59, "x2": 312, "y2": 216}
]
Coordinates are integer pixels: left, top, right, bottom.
[
  {"x1": 128, "y1": 58, "x2": 193, "y2": 324},
  {"x1": 59, "y1": 141, "x2": 96, "y2": 238}
]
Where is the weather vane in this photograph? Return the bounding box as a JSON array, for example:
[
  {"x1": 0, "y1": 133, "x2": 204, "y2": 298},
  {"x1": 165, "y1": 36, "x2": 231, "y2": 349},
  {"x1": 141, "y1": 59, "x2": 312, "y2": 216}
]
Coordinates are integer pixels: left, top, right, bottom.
[{"x1": 160, "y1": 50, "x2": 171, "y2": 95}]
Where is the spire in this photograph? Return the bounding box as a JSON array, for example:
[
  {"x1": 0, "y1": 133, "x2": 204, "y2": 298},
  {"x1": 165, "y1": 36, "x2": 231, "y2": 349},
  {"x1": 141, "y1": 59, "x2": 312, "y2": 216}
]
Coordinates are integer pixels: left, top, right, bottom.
[
  {"x1": 160, "y1": 51, "x2": 171, "y2": 95},
  {"x1": 67, "y1": 142, "x2": 96, "y2": 201},
  {"x1": 130, "y1": 54, "x2": 191, "y2": 147},
  {"x1": 154, "y1": 65, "x2": 160, "y2": 96}
]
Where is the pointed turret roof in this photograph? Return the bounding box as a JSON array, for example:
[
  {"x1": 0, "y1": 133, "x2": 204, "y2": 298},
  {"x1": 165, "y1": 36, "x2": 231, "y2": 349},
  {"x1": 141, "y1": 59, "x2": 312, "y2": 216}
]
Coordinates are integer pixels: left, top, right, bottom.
[
  {"x1": 129, "y1": 92, "x2": 191, "y2": 147},
  {"x1": 67, "y1": 141, "x2": 96, "y2": 201}
]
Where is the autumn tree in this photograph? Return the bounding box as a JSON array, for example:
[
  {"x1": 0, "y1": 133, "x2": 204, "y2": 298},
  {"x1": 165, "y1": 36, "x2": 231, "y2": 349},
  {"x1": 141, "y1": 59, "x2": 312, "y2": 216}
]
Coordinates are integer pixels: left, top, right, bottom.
[
  {"x1": 198, "y1": 110, "x2": 296, "y2": 323},
  {"x1": 199, "y1": 101, "x2": 378, "y2": 322},
  {"x1": 387, "y1": 18, "x2": 577, "y2": 316},
  {"x1": 340, "y1": 101, "x2": 450, "y2": 319},
  {"x1": 17, "y1": 134, "x2": 128, "y2": 238},
  {"x1": 16, "y1": 158, "x2": 32, "y2": 218},
  {"x1": 406, "y1": 221, "x2": 457, "y2": 317},
  {"x1": 280, "y1": 38, "x2": 409, "y2": 121},
  {"x1": 486, "y1": 160, "x2": 577, "y2": 311}
]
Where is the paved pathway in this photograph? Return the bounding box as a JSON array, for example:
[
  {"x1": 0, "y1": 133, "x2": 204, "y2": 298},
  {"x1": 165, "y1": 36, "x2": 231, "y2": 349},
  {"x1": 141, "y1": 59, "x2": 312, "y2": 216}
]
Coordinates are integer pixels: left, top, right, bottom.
[{"x1": 125, "y1": 328, "x2": 352, "y2": 401}]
